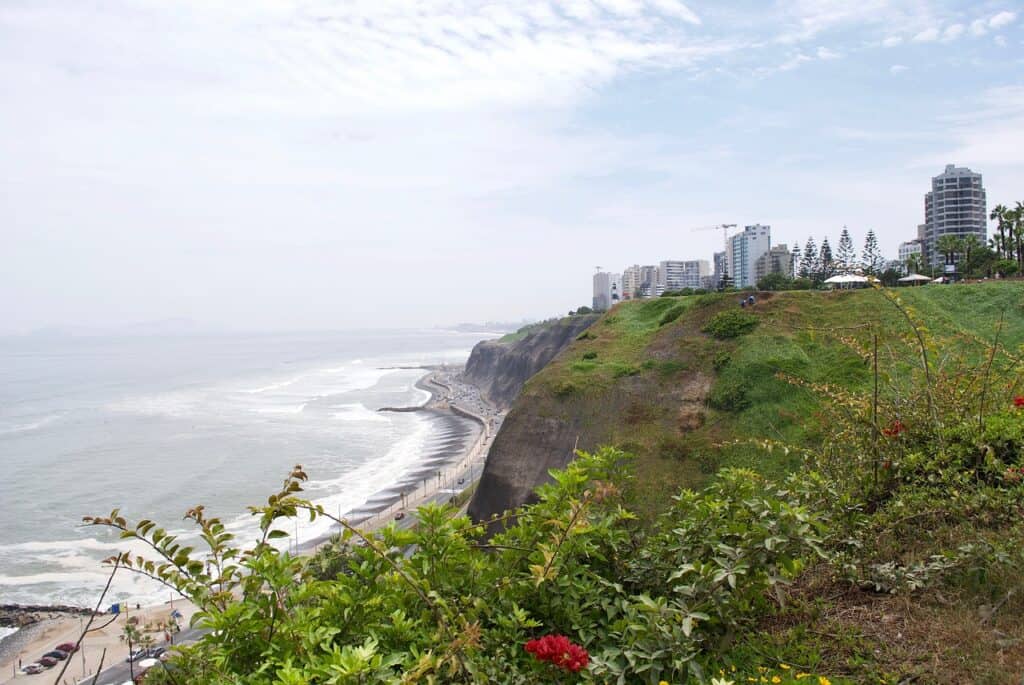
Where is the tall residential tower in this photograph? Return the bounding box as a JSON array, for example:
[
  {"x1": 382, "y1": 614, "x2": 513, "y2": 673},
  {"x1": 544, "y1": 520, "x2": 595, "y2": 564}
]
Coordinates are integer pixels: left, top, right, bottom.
[
  {"x1": 922, "y1": 165, "x2": 986, "y2": 269},
  {"x1": 727, "y1": 224, "x2": 771, "y2": 289}
]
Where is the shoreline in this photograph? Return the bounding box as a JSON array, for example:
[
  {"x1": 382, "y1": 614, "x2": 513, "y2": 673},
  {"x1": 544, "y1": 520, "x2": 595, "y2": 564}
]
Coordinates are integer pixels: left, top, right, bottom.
[
  {"x1": 299, "y1": 367, "x2": 502, "y2": 551},
  {"x1": 0, "y1": 367, "x2": 504, "y2": 681}
]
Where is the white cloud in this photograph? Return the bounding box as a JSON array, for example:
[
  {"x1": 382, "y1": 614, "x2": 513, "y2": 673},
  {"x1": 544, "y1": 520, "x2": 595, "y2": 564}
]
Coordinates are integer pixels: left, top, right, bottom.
[
  {"x1": 647, "y1": 0, "x2": 702, "y2": 24},
  {"x1": 969, "y1": 18, "x2": 988, "y2": 37},
  {"x1": 942, "y1": 23, "x2": 965, "y2": 41},
  {"x1": 925, "y1": 85, "x2": 1024, "y2": 170},
  {"x1": 776, "y1": 52, "x2": 813, "y2": 71},
  {"x1": 889, "y1": 64, "x2": 909, "y2": 74},
  {"x1": 912, "y1": 27, "x2": 940, "y2": 42},
  {"x1": 816, "y1": 45, "x2": 840, "y2": 59},
  {"x1": 882, "y1": 35, "x2": 903, "y2": 47},
  {"x1": 989, "y1": 11, "x2": 1017, "y2": 29}
]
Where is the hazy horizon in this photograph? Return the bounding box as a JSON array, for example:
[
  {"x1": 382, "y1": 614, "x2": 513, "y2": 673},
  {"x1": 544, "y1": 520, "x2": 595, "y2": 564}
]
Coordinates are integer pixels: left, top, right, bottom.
[{"x1": 2, "y1": 1, "x2": 1022, "y2": 334}]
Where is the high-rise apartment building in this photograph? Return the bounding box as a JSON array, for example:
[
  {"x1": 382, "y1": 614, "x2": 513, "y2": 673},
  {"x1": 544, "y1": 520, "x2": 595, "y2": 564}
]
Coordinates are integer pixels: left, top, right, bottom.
[
  {"x1": 658, "y1": 260, "x2": 710, "y2": 292},
  {"x1": 727, "y1": 224, "x2": 771, "y2": 288},
  {"x1": 711, "y1": 251, "x2": 727, "y2": 289},
  {"x1": 922, "y1": 165, "x2": 986, "y2": 269},
  {"x1": 592, "y1": 271, "x2": 615, "y2": 311},
  {"x1": 621, "y1": 265, "x2": 641, "y2": 300},
  {"x1": 638, "y1": 265, "x2": 660, "y2": 297},
  {"x1": 754, "y1": 244, "x2": 793, "y2": 283}
]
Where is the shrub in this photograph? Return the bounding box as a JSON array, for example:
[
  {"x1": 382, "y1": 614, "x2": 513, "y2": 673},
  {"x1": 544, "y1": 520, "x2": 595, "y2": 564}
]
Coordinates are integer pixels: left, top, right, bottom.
[
  {"x1": 570, "y1": 360, "x2": 598, "y2": 373},
  {"x1": 713, "y1": 350, "x2": 731, "y2": 371},
  {"x1": 709, "y1": 377, "x2": 749, "y2": 411},
  {"x1": 756, "y1": 272, "x2": 792, "y2": 291},
  {"x1": 582, "y1": 351, "x2": 598, "y2": 360},
  {"x1": 576, "y1": 330, "x2": 597, "y2": 341},
  {"x1": 611, "y1": 362, "x2": 640, "y2": 378},
  {"x1": 659, "y1": 304, "x2": 687, "y2": 326},
  {"x1": 702, "y1": 310, "x2": 759, "y2": 339},
  {"x1": 554, "y1": 381, "x2": 579, "y2": 397}
]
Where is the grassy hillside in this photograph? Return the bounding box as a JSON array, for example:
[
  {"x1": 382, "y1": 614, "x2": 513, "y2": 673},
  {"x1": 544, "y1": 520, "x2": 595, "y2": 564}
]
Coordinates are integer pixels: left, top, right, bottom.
[{"x1": 518, "y1": 282, "x2": 1024, "y2": 516}]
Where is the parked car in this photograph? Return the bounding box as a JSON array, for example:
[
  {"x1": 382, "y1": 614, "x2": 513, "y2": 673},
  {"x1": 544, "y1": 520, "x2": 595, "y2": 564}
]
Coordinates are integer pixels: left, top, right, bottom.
[
  {"x1": 149, "y1": 647, "x2": 167, "y2": 658},
  {"x1": 42, "y1": 650, "x2": 69, "y2": 660},
  {"x1": 126, "y1": 649, "x2": 149, "y2": 663},
  {"x1": 21, "y1": 663, "x2": 45, "y2": 674},
  {"x1": 55, "y1": 642, "x2": 79, "y2": 653},
  {"x1": 38, "y1": 656, "x2": 57, "y2": 668}
]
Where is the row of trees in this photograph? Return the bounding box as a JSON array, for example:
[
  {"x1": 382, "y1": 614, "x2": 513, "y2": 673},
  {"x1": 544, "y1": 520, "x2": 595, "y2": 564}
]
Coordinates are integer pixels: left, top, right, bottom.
[{"x1": 792, "y1": 227, "x2": 885, "y2": 283}]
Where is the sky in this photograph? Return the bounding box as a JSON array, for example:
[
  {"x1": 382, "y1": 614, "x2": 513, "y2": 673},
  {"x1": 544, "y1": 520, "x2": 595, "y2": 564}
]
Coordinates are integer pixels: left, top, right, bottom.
[{"x1": 1, "y1": 0, "x2": 1023, "y2": 333}]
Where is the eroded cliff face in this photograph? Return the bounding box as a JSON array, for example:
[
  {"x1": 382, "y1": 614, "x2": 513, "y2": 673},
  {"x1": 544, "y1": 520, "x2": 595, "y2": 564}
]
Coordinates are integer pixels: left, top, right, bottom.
[
  {"x1": 467, "y1": 298, "x2": 723, "y2": 532},
  {"x1": 463, "y1": 315, "x2": 599, "y2": 410}
]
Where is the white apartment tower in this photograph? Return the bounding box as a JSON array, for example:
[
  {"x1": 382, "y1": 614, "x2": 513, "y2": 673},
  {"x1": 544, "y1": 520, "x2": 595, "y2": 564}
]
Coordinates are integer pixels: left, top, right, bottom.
[
  {"x1": 621, "y1": 265, "x2": 641, "y2": 300},
  {"x1": 727, "y1": 224, "x2": 771, "y2": 289},
  {"x1": 923, "y1": 165, "x2": 986, "y2": 269},
  {"x1": 658, "y1": 260, "x2": 711, "y2": 291}
]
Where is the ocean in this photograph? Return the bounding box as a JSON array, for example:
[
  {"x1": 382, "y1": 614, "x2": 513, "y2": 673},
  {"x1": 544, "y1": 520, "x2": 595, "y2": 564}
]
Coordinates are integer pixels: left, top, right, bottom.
[{"x1": 0, "y1": 328, "x2": 488, "y2": 609}]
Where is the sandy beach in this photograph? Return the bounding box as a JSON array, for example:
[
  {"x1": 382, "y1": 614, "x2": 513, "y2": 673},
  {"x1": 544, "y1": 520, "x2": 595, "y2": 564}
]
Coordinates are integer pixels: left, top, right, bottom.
[
  {"x1": 0, "y1": 600, "x2": 197, "y2": 684},
  {"x1": 0, "y1": 368, "x2": 503, "y2": 683}
]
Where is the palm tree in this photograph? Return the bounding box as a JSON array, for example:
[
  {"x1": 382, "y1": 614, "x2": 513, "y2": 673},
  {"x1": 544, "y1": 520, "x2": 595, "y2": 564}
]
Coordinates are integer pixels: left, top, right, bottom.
[
  {"x1": 1014, "y1": 203, "x2": 1024, "y2": 272},
  {"x1": 990, "y1": 204, "x2": 1009, "y2": 259},
  {"x1": 905, "y1": 253, "x2": 923, "y2": 276},
  {"x1": 936, "y1": 234, "x2": 964, "y2": 277},
  {"x1": 961, "y1": 234, "x2": 981, "y2": 275}
]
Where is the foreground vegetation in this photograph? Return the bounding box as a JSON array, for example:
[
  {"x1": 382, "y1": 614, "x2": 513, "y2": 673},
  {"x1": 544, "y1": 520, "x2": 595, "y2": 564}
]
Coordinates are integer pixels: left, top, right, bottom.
[{"x1": 85, "y1": 283, "x2": 1024, "y2": 683}]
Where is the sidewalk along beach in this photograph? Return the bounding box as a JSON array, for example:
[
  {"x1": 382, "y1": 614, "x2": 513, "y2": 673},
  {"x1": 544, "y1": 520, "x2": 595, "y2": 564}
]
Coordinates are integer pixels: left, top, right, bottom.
[{"x1": 301, "y1": 366, "x2": 505, "y2": 549}]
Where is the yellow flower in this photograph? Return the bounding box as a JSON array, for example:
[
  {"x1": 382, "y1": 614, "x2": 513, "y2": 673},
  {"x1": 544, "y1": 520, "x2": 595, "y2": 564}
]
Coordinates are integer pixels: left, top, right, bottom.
[
  {"x1": 780, "y1": 664, "x2": 790, "y2": 670},
  {"x1": 819, "y1": 678, "x2": 832, "y2": 685},
  {"x1": 772, "y1": 677, "x2": 782, "y2": 684},
  {"x1": 796, "y1": 674, "x2": 811, "y2": 680},
  {"x1": 659, "y1": 681, "x2": 670, "y2": 685}
]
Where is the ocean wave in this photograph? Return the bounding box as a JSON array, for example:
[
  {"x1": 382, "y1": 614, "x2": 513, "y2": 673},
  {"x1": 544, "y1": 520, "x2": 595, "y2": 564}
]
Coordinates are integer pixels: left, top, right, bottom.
[
  {"x1": 0, "y1": 414, "x2": 61, "y2": 436},
  {"x1": 331, "y1": 403, "x2": 388, "y2": 423},
  {"x1": 0, "y1": 626, "x2": 17, "y2": 643}
]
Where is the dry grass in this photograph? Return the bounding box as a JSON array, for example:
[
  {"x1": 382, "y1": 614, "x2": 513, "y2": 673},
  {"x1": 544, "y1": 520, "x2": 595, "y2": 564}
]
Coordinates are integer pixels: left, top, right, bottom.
[{"x1": 762, "y1": 565, "x2": 1024, "y2": 684}]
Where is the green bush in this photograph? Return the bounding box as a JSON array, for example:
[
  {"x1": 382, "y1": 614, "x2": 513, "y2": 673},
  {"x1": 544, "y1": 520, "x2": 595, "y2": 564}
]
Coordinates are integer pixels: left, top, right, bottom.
[
  {"x1": 702, "y1": 309, "x2": 759, "y2": 339},
  {"x1": 658, "y1": 304, "x2": 687, "y2": 326},
  {"x1": 708, "y1": 377, "x2": 749, "y2": 411},
  {"x1": 713, "y1": 350, "x2": 731, "y2": 371},
  {"x1": 610, "y1": 362, "x2": 640, "y2": 378},
  {"x1": 582, "y1": 351, "x2": 598, "y2": 360}
]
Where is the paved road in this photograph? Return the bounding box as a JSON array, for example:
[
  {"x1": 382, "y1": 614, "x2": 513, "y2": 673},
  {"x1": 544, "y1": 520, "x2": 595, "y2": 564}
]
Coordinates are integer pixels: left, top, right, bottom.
[{"x1": 76, "y1": 627, "x2": 205, "y2": 685}]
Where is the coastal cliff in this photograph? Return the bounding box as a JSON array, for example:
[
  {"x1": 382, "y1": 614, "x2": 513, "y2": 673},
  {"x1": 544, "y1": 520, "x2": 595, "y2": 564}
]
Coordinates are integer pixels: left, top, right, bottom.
[
  {"x1": 463, "y1": 315, "x2": 599, "y2": 410},
  {"x1": 469, "y1": 283, "x2": 1024, "y2": 529}
]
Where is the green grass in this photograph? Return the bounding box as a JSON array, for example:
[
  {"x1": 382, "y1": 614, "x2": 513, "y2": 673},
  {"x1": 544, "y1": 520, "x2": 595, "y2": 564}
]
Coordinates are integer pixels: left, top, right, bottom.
[{"x1": 511, "y1": 282, "x2": 1024, "y2": 518}]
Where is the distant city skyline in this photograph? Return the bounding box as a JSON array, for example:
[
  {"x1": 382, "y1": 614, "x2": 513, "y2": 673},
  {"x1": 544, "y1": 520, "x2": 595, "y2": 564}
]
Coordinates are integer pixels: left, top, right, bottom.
[{"x1": 2, "y1": 2, "x2": 1022, "y2": 333}]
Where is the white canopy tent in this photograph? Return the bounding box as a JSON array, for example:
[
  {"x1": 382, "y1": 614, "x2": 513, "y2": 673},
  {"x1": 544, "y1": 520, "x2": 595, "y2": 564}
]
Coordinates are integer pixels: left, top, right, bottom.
[
  {"x1": 897, "y1": 273, "x2": 931, "y2": 286},
  {"x1": 823, "y1": 274, "x2": 870, "y2": 289}
]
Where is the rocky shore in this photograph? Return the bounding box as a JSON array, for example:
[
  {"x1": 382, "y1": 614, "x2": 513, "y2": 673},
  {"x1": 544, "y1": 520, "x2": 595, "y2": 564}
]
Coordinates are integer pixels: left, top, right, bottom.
[{"x1": 0, "y1": 604, "x2": 94, "y2": 628}]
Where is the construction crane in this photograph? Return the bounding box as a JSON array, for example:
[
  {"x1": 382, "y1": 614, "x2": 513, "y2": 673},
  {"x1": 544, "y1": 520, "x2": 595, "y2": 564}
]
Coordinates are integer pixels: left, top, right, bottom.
[{"x1": 690, "y1": 224, "x2": 737, "y2": 288}]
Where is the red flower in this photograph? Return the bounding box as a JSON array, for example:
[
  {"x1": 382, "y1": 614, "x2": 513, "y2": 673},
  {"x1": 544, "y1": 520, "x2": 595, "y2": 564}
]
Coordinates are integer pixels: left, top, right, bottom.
[
  {"x1": 1014, "y1": 396, "x2": 1024, "y2": 407},
  {"x1": 881, "y1": 420, "x2": 905, "y2": 437},
  {"x1": 525, "y1": 634, "x2": 590, "y2": 673}
]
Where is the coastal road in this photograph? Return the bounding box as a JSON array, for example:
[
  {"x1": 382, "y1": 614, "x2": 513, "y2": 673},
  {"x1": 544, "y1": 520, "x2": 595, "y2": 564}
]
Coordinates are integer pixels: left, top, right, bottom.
[{"x1": 76, "y1": 627, "x2": 206, "y2": 685}]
